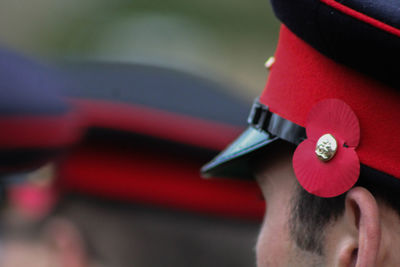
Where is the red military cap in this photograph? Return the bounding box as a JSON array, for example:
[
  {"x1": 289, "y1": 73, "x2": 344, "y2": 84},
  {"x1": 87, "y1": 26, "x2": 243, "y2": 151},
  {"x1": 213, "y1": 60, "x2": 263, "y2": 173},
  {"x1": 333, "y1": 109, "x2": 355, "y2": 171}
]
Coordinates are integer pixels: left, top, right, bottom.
[
  {"x1": 202, "y1": 0, "x2": 400, "y2": 198},
  {"x1": 55, "y1": 62, "x2": 265, "y2": 221},
  {"x1": 0, "y1": 48, "x2": 82, "y2": 174}
]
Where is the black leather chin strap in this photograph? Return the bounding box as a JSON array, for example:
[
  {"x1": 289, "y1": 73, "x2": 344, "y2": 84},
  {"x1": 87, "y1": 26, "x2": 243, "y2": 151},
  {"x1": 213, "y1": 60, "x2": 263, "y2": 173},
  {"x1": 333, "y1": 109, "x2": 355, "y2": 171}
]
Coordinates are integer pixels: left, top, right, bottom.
[{"x1": 247, "y1": 98, "x2": 306, "y2": 145}]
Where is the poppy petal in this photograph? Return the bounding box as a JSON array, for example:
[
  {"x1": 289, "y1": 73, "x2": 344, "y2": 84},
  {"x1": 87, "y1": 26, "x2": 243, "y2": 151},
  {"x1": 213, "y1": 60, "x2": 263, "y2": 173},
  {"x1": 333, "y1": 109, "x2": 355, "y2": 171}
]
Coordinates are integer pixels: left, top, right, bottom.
[
  {"x1": 306, "y1": 99, "x2": 360, "y2": 147},
  {"x1": 293, "y1": 139, "x2": 360, "y2": 197}
]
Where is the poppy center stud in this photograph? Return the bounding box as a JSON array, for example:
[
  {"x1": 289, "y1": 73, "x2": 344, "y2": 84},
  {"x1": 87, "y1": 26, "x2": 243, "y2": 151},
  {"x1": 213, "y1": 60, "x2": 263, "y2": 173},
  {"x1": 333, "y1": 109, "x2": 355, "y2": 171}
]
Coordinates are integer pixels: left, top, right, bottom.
[{"x1": 315, "y1": 134, "x2": 337, "y2": 162}]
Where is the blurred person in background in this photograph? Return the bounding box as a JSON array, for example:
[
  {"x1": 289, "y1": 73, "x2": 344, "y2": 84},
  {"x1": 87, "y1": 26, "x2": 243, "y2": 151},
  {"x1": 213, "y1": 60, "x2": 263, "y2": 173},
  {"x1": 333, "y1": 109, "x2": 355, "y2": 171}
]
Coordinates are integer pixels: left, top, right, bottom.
[
  {"x1": 1, "y1": 62, "x2": 264, "y2": 267},
  {"x1": 202, "y1": 0, "x2": 400, "y2": 266}
]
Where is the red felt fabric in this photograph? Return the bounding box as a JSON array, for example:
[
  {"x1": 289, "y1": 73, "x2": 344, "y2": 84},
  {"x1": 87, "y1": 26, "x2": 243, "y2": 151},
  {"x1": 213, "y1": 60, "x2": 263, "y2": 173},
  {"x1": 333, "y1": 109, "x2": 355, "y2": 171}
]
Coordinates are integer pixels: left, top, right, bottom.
[
  {"x1": 0, "y1": 111, "x2": 82, "y2": 148},
  {"x1": 261, "y1": 25, "x2": 400, "y2": 179},
  {"x1": 57, "y1": 143, "x2": 265, "y2": 221},
  {"x1": 70, "y1": 99, "x2": 243, "y2": 151},
  {"x1": 307, "y1": 99, "x2": 360, "y2": 148},
  {"x1": 293, "y1": 140, "x2": 359, "y2": 197},
  {"x1": 320, "y1": 0, "x2": 400, "y2": 38},
  {"x1": 293, "y1": 99, "x2": 360, "y2": 197}
]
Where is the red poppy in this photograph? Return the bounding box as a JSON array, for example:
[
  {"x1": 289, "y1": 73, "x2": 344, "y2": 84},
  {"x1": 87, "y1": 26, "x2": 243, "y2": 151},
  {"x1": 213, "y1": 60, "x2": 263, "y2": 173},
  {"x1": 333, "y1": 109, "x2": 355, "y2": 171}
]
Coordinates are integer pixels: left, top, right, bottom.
[{"x1": 292, "y1": 99, "x2": 360, "y2": 197}]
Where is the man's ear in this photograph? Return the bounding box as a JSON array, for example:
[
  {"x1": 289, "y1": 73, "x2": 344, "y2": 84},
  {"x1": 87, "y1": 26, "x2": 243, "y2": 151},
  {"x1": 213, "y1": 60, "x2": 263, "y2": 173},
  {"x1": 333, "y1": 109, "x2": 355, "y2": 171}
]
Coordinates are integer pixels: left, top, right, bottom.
[{"x1": 333, "y1": 186, "x2": 381, "y2": 267}]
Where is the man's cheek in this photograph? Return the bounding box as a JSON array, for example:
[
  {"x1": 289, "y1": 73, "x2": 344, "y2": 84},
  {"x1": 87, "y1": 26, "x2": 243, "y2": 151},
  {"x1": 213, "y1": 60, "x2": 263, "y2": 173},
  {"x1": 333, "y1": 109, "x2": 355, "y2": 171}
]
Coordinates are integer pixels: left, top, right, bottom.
[
  {"x1": 255, "y1": 222, "x2": 281, "y2": 267},
  {"x1": 255, "y1": 226, "x2": 269, "y2": 267}
]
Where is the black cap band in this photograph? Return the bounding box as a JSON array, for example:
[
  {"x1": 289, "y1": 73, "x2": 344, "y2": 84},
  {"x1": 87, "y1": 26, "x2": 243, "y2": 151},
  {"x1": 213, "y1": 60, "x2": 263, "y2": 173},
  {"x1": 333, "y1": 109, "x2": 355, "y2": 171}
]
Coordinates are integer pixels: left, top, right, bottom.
[{"x1": 247, "y1": 99, "x2": 306, "y2": 145}]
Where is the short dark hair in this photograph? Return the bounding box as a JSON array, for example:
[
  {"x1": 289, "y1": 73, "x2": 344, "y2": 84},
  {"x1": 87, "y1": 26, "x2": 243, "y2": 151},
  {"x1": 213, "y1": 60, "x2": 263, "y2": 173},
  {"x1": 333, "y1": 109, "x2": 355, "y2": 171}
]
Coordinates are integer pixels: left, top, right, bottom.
[{"x1": 289, "y1": 166, "x2": 400, "y2": 255}]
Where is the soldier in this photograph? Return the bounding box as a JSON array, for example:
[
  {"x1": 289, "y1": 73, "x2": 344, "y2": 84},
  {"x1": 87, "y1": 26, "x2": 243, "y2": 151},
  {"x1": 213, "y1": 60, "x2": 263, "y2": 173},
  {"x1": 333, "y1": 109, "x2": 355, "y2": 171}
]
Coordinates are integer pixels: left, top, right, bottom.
[
  {"x1": 2, "y1": 62, "x2": 263, "y2": 267},
  {"x1": 202, "y1": 0, "x2": 400, "y2": 266}
]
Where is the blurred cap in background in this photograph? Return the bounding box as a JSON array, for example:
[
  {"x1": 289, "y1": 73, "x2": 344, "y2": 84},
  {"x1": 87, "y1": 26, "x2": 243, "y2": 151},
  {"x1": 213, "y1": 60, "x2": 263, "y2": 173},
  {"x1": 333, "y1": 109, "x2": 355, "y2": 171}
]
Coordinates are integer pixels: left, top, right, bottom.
[
  {"x1": 0, "y1": 47, "x2": 82, "y2": 176},
  {"x1": 2, "y1": 61, "x2": 264, "y2": 267}
]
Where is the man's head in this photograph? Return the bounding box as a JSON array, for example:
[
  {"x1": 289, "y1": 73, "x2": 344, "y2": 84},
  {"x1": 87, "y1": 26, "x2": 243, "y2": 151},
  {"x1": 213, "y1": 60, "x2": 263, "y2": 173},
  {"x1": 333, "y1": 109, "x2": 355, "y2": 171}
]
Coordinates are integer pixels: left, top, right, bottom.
[
  {"x1": 252, "y1": 142, "x2": 400, "y2": 266},
  {"x1": 201, "y1": 1, "x2": 400, "y2": 266}
]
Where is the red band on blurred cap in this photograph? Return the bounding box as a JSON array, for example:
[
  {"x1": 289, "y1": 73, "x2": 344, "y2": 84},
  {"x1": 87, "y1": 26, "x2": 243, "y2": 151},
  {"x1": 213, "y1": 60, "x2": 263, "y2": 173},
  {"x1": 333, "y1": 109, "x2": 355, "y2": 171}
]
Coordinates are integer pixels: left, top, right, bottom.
[
  {"x1": 0, "y1": 111, "x2": 82, "y2": 148},
  {"x1": 57, "y1": 143, "x2": 265, "y2": 221},
  {"x1": 260, "y1": 25, "x2": 400, "y2": 179}
]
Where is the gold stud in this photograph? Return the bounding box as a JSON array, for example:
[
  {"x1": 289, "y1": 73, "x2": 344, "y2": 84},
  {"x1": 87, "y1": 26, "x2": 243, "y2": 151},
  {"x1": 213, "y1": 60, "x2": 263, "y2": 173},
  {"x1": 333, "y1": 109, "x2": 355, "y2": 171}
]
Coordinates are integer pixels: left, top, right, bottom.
[
  {"x1": 264, "y1": 56, "x2": 275, "y2": 70},
  {"x1": 315, "y1": 134, "x2": 338, "y2": 162}
]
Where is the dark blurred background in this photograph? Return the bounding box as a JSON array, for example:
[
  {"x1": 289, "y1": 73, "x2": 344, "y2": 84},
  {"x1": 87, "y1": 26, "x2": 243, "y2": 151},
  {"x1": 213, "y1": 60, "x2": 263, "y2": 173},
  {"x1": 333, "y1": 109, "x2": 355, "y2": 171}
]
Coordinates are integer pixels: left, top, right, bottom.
[{"x1": 0, "y1": 0, "x2": 279, "y2": 100}]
